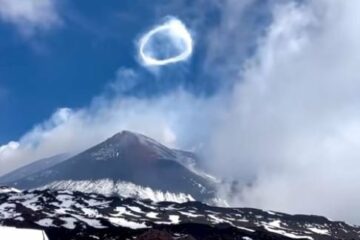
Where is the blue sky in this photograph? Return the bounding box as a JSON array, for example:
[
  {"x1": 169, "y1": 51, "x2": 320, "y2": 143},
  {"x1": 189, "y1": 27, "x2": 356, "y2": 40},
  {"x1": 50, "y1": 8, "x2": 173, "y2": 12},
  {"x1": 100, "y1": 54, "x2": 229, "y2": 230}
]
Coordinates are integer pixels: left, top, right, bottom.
[
  {"x1": 0, "y1": 1, "x2": 161, "y2": 142},
  {"x1": 0, "y1": 0, "x2": 212, "y2": 143},
  {"x1": 0, "y1": 0, "x2": 270, "y2": 144}
]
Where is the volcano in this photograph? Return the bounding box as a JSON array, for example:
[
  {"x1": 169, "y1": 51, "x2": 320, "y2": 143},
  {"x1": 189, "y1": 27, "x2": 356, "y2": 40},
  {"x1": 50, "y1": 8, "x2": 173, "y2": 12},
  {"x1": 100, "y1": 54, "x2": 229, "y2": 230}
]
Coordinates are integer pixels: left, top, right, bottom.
[{"x1": 4, "y1": 131, "x2": 216, "y2": 202}]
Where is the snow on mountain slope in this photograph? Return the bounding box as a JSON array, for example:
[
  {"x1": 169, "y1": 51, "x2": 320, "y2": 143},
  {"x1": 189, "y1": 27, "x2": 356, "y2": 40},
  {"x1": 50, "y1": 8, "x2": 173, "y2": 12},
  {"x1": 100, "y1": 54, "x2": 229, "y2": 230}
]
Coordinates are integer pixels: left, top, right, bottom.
[
  {"x1": 0, "y1": 226, "x2": 49, "y2": 240},
  {"x1": 1, "y1": 186, "x2": 359, "y2": 240},
  {"x1": 0, "y1": 186, "x2": 21, "y2": 194},
  {"x1": 40, "y1": 179, "x2": 194, "y2": 203}
]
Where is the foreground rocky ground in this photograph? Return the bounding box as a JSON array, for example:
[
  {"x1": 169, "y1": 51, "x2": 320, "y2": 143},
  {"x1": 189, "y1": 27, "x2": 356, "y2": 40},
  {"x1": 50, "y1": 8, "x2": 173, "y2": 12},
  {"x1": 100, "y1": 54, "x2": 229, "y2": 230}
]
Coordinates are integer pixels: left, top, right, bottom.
[{"x1": 0, "y1": 186, "x2": 359, "y2": 240}]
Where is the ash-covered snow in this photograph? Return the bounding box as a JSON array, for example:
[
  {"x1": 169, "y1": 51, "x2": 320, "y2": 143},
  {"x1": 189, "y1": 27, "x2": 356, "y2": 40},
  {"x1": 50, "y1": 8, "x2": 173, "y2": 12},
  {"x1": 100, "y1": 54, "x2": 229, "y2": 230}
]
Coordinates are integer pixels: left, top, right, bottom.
[
  {"x1": 35, "y1": 218, "x2": 54, "y2": 227},
  {"x1": 0, "y1": 186, "x2": 359, "y2": 240},
  {"x1": 60, "y1": 217, "x2": 77, "y2": 229}
]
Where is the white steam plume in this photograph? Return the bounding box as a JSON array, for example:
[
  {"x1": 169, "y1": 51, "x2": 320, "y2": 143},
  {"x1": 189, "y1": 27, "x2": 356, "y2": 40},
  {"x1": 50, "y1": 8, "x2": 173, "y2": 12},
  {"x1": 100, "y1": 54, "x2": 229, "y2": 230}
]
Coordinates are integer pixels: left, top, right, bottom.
[
  {"x1": 0, "y1": 75, "x2": 218, "y2": 177},
  {"x1": 205, "y1": 0, "x2": 360, "y2": 224},
  {"x1": 138, "y1": 17, "x2": 193, "y2": 66}
]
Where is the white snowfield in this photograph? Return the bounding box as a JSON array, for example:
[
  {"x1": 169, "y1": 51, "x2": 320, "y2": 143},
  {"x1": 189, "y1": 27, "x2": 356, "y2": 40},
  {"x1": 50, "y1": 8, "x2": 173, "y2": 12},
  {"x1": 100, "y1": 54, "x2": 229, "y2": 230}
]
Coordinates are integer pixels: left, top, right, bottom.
[
  {"x1": 0, "y1": 226, "x2": 48, "y2": 240},
  {"x1": 41, "y1": 179, "x2": 195, "y2": 203}
]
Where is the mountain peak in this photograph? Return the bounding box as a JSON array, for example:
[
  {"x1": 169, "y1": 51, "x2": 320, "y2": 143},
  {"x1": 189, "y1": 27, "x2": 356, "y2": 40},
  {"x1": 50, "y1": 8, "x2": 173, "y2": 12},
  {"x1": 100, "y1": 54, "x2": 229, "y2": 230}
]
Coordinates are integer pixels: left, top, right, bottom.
[
  {"x1": 103, "y1": 130, "x2": 176, "y2": 162},
  {"x1": 110, "y1": 130, "x2": 143, "y2": 145},
  {"x1": 108, "y1": 131, "x2": 162, "y2": 149},
  {"x1": 113, "y1": 130, "x2": 140, "y2": 138}
]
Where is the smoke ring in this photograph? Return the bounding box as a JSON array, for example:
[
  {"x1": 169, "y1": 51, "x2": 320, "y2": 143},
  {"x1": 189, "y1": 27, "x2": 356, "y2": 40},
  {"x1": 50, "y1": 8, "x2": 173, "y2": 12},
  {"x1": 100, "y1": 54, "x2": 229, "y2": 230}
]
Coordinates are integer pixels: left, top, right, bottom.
[{"x1": 139, "y1": 18, "x2": 193, "y2": 66}]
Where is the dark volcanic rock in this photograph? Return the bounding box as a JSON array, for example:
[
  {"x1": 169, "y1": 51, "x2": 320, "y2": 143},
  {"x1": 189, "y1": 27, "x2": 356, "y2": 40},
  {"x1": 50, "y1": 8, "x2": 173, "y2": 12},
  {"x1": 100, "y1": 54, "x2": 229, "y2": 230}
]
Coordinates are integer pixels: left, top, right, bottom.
[
  {"x1": 136, "y1": 229, "x2": 174, "y2": 240},
  {"x1": 0, "y1": 187, "x2": 359, "y2": 240}
]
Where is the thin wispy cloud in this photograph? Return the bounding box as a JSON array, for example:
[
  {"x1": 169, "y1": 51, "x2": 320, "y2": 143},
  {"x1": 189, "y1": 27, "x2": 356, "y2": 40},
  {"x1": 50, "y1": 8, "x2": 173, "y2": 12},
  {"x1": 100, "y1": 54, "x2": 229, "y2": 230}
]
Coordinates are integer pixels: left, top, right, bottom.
[{"x1": 0, "y1": 0, "x2": 61, "y2": 36}]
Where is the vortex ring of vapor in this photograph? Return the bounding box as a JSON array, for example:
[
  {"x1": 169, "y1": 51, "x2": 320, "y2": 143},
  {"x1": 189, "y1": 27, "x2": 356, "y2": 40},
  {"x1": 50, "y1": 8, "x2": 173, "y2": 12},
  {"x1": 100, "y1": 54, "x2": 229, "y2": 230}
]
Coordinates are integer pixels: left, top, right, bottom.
[{"x1": 139, "y1": 18, "x2": 193, "y2": 66}]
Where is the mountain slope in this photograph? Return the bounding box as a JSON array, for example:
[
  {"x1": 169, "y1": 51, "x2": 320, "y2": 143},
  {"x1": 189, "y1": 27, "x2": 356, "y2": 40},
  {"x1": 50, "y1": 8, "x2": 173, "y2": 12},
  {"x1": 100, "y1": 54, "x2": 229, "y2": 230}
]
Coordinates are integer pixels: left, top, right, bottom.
[
  {"x1": 0, "y1": 154, "x2": 69, "y2": 184},
  {"x1": 8, "y1": 131, "x2": 216, "y2": 201},
  {"x1": 0, "y1": 187, "x2": 359, "y2": 240}
]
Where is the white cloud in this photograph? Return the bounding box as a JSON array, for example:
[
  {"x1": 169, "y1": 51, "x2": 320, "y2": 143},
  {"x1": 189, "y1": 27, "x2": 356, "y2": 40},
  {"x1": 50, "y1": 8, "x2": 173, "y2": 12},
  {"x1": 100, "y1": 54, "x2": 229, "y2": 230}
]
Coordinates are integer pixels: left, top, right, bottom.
[
  {"x1": 206, "y1": 0, "x2": 360, "y2": 224},
  {"x1": 0, "y1": 68, "x2": 218, "y2": 176},
  {"x1": 0, "y1": 0, "x2": 61, "y2": 35},
  {"x1": 0, "y1": 141, "x2": 19, "y2": 157}
]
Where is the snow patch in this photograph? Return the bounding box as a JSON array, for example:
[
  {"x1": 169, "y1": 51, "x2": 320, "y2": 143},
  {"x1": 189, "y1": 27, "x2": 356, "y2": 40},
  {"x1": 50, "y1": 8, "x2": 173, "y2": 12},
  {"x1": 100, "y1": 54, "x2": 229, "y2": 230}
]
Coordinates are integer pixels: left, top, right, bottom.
[
  {"x1": 108, "y1": 217, "x2": 148, "y2": 229},
  {"x1": 146, "y1": 212, "x2": 158, "y2": 219},
  {"x1": 169, "y1": 215, "x2": 180, "y2": 224},
  {"x1": 42, "y1": 179, "x2": 194, "y2": 203},
  {"x1": 308, "y1": 227, "x2": 330, "y2": 235},
  {"x1": 60, "y1": 217, "x2": 77, "y2": 229},
  {"x1": 0, "y1": 187, "x2": 21, "y2": 194},
  {"x1": 264, "y1": 221, "x2": 314, "y2": 240},
  {"x1": 36, "y1": 218, "x2": 54, "y2": 227}
]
